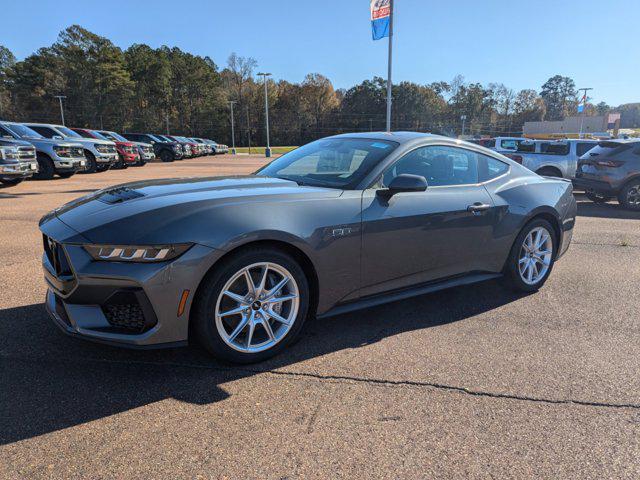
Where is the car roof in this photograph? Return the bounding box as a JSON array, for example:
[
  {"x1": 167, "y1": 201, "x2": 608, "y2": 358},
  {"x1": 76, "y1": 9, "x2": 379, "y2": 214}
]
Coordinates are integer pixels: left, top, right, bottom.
[{"x1": 329, "y1": 131, "x2": 441, "y2": 144}]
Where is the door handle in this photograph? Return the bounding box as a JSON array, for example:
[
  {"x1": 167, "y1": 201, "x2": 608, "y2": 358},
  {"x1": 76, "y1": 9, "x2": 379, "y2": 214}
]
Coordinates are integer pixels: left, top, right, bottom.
[{"x1": 467, "y1": 202, "x2": 491, "y2": 214}]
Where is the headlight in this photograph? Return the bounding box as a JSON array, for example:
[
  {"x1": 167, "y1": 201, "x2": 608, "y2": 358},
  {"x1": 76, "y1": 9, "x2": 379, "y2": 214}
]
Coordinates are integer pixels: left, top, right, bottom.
[
  {"x1": 94, "y1": 143, "x2": 111, "y2": 153},
  {"x1": 83, "y1": 243, "x2": 193, "y2": 262},
  {"x1": 53, "y1": 145, "x2": 72, "y2": 157},
  {"x1": 0, "y1": 146, "x2": 19, "y2": 161}
]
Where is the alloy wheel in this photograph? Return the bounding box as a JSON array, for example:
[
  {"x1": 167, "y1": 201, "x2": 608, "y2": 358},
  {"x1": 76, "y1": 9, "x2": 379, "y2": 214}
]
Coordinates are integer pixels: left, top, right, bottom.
[
  {"x1": 626, "y1": 184, "x2": 640, "y2": 207},
  {"x1": 518, "y1": 226, "x2": 553, "y2": 285},
  {"x1": 214, "y1": 262, "x2": 299, "y2": 353}
]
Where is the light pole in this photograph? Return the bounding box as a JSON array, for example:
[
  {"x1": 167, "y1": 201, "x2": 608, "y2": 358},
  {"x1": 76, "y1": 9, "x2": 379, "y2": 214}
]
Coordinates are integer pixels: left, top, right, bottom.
[
  {"x1": 54, "y1": 95, "x2": 67, "y2": 125},
  {"x1": 228, "y1": 100, "x2": 237, "y2": 154},
  {"x1": 577, "y1": 87, "x2": 593, "y2": 139},
  {"x1": 460, "y1": 115, "x2": 467, "y2": 137},
  {"x1": 257, "y1": 72, "x2": 272, "y2": 157}
]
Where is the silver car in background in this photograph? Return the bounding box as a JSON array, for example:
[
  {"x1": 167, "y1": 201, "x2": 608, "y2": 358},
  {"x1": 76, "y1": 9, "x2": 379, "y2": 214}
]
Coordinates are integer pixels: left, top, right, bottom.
[
  {"x1": 505, "y1": 139, "x2": 599, "y2": 178},
  {"x1": 24, "y1": 123, "x2": 118, "y2": 173},
  {"x1": 0, "y1": 121, "x2": 85, "y2": 179}
]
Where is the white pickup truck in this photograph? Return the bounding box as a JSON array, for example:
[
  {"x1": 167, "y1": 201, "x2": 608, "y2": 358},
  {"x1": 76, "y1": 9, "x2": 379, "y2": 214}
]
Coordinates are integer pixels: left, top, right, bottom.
[{"x1": 503, "y1": 139, "x2": 599, "y2": 178}]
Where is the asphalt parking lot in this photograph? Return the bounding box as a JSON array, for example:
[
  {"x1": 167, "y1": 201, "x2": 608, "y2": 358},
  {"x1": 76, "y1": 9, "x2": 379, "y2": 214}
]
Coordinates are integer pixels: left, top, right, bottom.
[{"x1": 1, "y1": 155, "x2": 639, "y2": 479}]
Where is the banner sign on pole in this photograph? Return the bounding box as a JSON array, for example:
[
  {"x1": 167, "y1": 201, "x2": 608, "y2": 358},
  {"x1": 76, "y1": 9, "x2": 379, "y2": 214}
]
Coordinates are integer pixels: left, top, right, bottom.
[{"x1": 370, "y1": 0, "x2": 391, "y2": 40}]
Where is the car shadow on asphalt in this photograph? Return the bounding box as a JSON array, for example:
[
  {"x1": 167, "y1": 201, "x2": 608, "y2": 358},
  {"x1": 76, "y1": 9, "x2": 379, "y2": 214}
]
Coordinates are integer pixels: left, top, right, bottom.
[
  {"x1": 0, "y1": 279, "x2": 526, "y2": 445},
  {"x1": 575, "y1": 200, "x2": 640, "y2": 220}
]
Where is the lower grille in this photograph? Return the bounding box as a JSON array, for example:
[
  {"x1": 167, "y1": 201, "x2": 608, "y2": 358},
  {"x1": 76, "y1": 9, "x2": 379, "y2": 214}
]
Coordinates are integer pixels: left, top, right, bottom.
[
  {"x1": 101, "y1": 289, "x2": 157, "y2": 334},
  {"x1": 103, "y1": 303, "x2": 146, "y2": 332}
]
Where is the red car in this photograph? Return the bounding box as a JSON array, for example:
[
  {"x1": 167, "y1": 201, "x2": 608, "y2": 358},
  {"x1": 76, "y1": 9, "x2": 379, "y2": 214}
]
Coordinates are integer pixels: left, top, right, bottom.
[{"x1": 71, "y1": 128, "x2": 141, "y2": 168}]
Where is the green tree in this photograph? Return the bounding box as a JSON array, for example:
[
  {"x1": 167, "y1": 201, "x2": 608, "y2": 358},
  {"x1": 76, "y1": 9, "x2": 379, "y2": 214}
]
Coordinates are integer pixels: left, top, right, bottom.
[{"x1": 540, "y1": 75, "x2": 577, "y2": 120}]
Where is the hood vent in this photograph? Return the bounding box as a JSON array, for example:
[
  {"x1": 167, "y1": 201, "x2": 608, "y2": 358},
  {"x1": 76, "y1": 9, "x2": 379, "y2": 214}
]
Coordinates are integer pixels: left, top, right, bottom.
[{"x1": 97, "y1": 187, "x2": 145, "y2": 205}]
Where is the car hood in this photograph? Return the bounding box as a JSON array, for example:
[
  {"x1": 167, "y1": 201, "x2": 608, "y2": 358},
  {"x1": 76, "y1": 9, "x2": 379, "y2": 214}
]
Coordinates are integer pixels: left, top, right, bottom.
[
  {"x1": 20, "y1": 137, "x2": 84, "y2": 148},
  {"x1": 64, "y1": 137, "x2": 114, "y2": 147},
  {"x1": 47, "y1": 175, "x2": 342, "y2": 245}
]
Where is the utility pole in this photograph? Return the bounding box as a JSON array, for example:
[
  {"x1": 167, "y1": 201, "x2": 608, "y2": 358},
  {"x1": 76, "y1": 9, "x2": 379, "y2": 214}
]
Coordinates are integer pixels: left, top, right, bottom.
[
  {"x1": 257, "y1": 72, "x2": 272, "y2": 157},
  {"x1": 246, "y1": 105, "x2": 252, "y2": 155},
  {"x1": 577, "y1": 87, "x2": 593, "y2": 139},
  {"x1": 228, "y1": 100, "x2": 237, "y2": 154},
  {"x1": 165, "y1": 113, "x2": 170, "y2": 135},
  {"x1": 460, "y1": 115, "x2": 467, "y2": 137},
  {"x1": 54, "y1": 95, "x2": 66, "y2": 125},
  {"x1": 386, "y1": 0, "x2": 394, "y2": 133}
]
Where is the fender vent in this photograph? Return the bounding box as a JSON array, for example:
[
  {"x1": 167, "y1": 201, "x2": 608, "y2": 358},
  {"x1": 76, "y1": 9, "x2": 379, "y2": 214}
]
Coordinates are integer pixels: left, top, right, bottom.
[{"x1": 97, "y1": 187, "x2": 144, "y2": 204}]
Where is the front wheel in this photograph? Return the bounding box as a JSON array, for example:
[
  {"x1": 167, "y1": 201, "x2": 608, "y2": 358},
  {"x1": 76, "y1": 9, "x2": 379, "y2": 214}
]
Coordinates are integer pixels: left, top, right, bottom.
[
  {"x1": 83, "y1": 151, "x2": 98, "y2": 173},
  {"x1": 504, "y1": 218, "x2": 557, "y2": 292},
  {"x1": 193, "y1": 248, "x2": 309, "y2": 363},
  {"x1": 160, "y1": 150, "x2": 174, "y2": 162},
  {"x1": 618, "y1": 180, "x2": 640, "y2": 211}
]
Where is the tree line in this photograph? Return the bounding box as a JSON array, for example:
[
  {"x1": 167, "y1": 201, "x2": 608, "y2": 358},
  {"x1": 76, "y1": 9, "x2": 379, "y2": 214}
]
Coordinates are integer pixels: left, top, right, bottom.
[{"x1": 0, "y1": 25, "x2": 638, "y2": 146}]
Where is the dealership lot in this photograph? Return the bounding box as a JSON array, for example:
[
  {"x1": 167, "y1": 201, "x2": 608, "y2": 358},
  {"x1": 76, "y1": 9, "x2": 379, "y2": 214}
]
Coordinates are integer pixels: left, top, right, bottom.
[{"x1": 1, "y1": 155, "x2": 639, "y2": 478}]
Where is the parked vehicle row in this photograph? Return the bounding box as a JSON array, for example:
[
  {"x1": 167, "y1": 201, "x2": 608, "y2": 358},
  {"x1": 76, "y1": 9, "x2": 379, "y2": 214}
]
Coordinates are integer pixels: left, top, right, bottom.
[{"x1": 0, "y1": 119, "x2": 228, "y2": 186}]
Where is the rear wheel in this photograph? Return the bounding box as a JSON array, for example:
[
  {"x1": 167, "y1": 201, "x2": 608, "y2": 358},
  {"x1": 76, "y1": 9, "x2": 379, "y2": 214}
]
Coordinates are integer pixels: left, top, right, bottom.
[
  {"x1": 536, "y1": 167, "x2": 563, "y2": 178},
  {"x1": 33, "y1": 154, "x2": 55, "y2": 180},
  {"x1": 618, "y1": 179, "x2": 640, "y2": 211},
  {"x1": 585, "y1": 191, "x2": 612, "y2": 204},
  {"x1": 193, "y1": 248, "x2": 309, "y2": 363},
  {"x1": 504, "y1": 218, "x2": 557, "y2": 292}
]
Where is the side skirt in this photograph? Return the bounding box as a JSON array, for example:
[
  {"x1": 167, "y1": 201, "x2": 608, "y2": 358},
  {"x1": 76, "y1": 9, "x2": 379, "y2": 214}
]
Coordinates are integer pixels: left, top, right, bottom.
[{"x1": 316, "y1": 272, "x2": 502, "y2": 319}]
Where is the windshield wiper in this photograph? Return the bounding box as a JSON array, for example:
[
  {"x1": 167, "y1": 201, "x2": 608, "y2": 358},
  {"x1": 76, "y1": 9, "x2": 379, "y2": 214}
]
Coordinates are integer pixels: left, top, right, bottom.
[{"x1": 275, "y1": 175, "x2": 306, "y2": 186}]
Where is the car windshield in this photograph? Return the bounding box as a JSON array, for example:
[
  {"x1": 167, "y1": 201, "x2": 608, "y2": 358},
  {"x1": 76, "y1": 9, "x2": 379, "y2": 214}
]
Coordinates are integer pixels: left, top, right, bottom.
[
  {"x1": 88, "y1": 130, "x2": 109, "y2": 140},
  {"x1": 102, "y1": 131, "x2": 128, "y2": 142},
  {"x1": 57, "y1": 126, "x2": 83, "y2": 138},
  {"x1": 148, "y1": 134, "x2": 165, "y2": 142},
  {"x1": 4, "y1": 123, "x2": 44, "y2": 139},
  {"x1": 256, "y1": 137, "x2": 399, "y2": 189}
]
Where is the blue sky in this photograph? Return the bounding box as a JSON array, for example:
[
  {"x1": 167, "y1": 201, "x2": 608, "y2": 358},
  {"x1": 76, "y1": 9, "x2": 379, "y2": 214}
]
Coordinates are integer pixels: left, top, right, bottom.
[{"x1": 3, "y1": 0, "x2": 638, "y2": 105}]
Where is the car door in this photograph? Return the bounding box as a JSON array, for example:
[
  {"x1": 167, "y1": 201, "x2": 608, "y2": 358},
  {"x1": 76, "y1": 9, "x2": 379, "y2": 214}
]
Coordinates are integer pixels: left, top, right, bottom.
[{"x1": 360, "y1": 145, "x2": 498, "y2": 297}]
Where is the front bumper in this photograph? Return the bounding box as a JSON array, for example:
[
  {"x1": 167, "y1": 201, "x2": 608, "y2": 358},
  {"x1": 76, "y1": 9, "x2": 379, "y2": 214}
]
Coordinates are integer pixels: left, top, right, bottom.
[
  {"x1": 0, "y1": 160, "x2": 38, "y2": 179},
  {"x1": 53, "y1": 157, "x2": 85, "y2": 171},
  {"x1": 97, "y1": 152, "x2": 119, "y2": 164},
  {"x1": 40, "y1": 218, "x2": 224, "y2": 348}
]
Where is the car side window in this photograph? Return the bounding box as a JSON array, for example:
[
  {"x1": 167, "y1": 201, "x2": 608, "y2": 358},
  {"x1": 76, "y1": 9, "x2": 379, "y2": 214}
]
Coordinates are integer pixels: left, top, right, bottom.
[
  {"x1": 30, "y1": 126, "x2": 57, "y2": 138},
  {"x1": 576, "y1": 142, "x2": 596, "y2": 157},
  {"x1": 382, "y1": 146, "x2": 479, "y2": 187},
  {"x1": 478, "y1": 154, "x2": 509, "y2": 182}
]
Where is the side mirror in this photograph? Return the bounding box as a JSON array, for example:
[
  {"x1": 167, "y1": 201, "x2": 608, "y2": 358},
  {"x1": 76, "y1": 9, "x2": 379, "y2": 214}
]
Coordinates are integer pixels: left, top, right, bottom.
[
  {"x1": 378, "y1": 174, "x2": 428, "y2": 198},
  {"x1": 53, "y1": 135, "x2": 64, "y2": 140}
]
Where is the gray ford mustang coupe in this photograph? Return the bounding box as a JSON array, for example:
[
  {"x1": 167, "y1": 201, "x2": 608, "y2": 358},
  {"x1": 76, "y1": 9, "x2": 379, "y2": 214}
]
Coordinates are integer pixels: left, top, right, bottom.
[{"x1": 40, "y1": 132, "x2": 576, "y2": 362}]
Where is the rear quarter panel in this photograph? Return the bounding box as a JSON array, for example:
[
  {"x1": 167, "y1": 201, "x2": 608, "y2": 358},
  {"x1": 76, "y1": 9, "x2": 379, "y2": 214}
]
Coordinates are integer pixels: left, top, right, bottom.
[{"x1": 483, "y1": 173, "x2": 576, "y2": 270}]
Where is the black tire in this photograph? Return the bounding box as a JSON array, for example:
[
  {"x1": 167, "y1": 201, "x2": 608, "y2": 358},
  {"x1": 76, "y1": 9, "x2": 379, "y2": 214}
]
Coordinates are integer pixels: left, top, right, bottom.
[
  {"x1": 193, "y1": 248, "x2": 310, "y2": 363},
  {"x1": 160, "y1": 150, "x2": 174, "y2": 162},
  {"x1": 58, "y1": 171, "x2": 75, "y2": 179},
  {"x1": 536, "y1": 167, "x2": 563, "y2": 178},
  {"x1": 33, "y1": 154, "x2": 55, "y2": 180},
  {"x1": 585, "y1": 191, "x2": 612, "y2": 204},
  {"x1": 0, "y1": 178, "x2": 24, "y2": 186},
  {"x1": 83, "y1": 150, "x2": 98, "y2": 173},
  {"x1": 503, "y1": 218, "x2": 557, "y2": 292},
  {"x1": 617, "y1": 179, "x2": 640, "y2": 211}
]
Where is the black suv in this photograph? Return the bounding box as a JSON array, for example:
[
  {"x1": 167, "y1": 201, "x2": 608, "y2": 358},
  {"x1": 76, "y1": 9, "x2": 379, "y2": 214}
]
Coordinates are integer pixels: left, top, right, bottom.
[
  {"x1": 122, "y1": 133, "x2": 183, "y2": 162},
  {"x1": 574, "y1": 139, "x2": 640, "y2": 211}
]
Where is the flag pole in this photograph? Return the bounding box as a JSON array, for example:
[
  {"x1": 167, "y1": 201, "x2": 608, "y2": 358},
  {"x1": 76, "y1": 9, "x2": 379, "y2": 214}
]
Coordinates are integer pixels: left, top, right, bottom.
[{"x1": 386, "y1": 0, "x2": 394, "y2": 133}]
